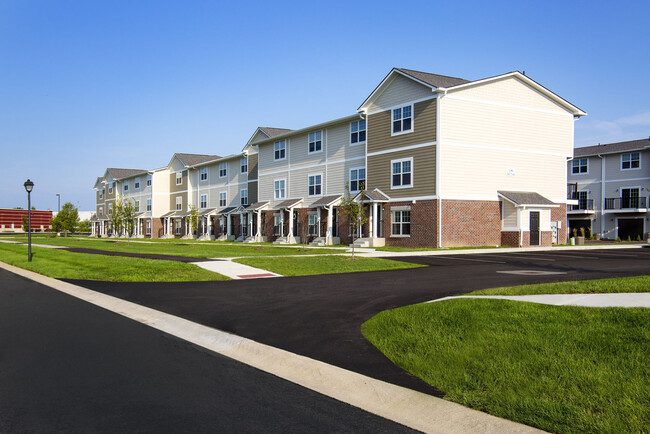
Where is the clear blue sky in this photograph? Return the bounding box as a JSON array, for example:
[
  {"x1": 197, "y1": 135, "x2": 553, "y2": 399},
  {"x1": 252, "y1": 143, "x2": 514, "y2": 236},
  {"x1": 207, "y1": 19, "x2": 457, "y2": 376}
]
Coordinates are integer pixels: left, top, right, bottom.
[{"x1": 1, "y1": 0, "x2": 648, "y2": 211}]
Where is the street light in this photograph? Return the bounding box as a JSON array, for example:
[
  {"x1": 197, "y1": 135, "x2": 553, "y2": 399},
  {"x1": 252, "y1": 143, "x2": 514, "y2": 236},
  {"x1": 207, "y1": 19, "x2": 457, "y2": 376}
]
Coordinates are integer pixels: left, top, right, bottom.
[
  {"x1": 56, "y1": 193, "x2": 60, "y2": 212},
  {"x1": 24, "y1": 179, "x2": 34, "y2": 262}
]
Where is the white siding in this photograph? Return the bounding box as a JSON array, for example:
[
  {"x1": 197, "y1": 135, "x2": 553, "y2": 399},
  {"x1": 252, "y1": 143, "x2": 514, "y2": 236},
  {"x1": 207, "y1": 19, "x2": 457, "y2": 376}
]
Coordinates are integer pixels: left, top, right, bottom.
[
  {"x1": 502, "y1": 200, "x2": 517, "y2": 228},
  {"x1": 367, "y1": 74, "x2": 433, "y2": 113},
  {"x1": 152, "y1": 170, "x2": 170, "y2": 216}
]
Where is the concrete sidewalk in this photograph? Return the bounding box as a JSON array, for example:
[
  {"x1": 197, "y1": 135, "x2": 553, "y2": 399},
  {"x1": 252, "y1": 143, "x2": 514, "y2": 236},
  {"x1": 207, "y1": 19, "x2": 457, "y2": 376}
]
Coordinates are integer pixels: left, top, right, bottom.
[
  {"x1": 0, "y1": 239, "x2": 67, "y2": 249},
  {"x1": 432, "y1": 292, "x2": 650, "y2": 308},
  {"x1": 193, "y1": 259, "x2": 282, "y2": 279}
]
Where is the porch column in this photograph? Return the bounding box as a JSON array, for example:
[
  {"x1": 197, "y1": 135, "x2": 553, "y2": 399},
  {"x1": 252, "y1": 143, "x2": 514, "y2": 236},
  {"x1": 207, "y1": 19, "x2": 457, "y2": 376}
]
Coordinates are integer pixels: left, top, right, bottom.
[
  {"x1": 288, "y1": 208, "x2": 294, "y2": 238},
  {"x1": 247, "y1": 212, "x2": 252, "y2": 238},
  {"x1": 206, "y1": 216, "x2": 211, "y2": 238},
  {"x1": 256, "y1": 211, "x2": 262, "y2": 238},
  {"x1": 239, "y1": 212, "x2": 244, "y2": 237},
  {"x1": 326, "y1": 206, "x2": 333, "y2": 239},
  {"x1": 372, "y1": 203, "x2": 378, "y2": 238},
  {"x1": 227, "y1": 214, "x2": 232, "y2": 236}
]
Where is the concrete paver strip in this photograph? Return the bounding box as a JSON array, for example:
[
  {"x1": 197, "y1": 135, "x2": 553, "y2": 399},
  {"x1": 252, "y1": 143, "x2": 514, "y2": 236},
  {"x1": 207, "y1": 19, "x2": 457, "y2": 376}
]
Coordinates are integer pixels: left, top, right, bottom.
[
  {"x1": 432, "y1": 293, "x2": 650, "y2": 308},
  {"x1": 193, "y1": 259, "x2": 282, "y2": 279},
  {"x1": 0, "y1": 261, "x2": 541, "y2": 433}
]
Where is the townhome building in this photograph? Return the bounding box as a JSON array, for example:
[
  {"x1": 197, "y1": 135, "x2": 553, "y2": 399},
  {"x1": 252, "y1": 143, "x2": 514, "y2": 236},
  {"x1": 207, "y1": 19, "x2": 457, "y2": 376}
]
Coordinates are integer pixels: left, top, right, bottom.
[
  {"x1": 92, "y1": 67, "x2": 585, "y2": 247},
  {"x1": 567, "y1": 138, "x2": 650, "y2": 241}
]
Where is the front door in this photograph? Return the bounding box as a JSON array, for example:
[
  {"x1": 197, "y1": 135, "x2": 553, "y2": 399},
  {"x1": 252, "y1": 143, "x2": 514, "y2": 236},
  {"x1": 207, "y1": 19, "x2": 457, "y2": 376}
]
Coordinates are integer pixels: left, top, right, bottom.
[{"x1": 529, "y1": 211, "x2": 540, "y2": 246}]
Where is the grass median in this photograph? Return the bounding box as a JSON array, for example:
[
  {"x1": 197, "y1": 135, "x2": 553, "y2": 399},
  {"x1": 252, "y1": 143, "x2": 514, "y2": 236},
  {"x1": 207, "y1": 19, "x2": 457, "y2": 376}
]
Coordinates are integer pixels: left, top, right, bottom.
[
  {"x1": 234, "y1": 255, "x2": 425, "y2": 276},
  {"x1": 362, "y1": 277, "x2": 650, "y2": 433},
  {"x1": 0, "y1": 243, "x2": 227, "y2": 282},
  {"x1": 2, "y1": 235, "x2": 341, "y2": 258}
]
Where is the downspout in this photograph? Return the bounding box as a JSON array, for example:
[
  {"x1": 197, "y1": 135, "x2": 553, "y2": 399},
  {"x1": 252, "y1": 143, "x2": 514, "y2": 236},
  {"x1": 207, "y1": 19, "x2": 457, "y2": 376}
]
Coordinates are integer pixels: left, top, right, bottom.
[{"x1": 435, "y1": 88, "x2": 447, "y2": 248}]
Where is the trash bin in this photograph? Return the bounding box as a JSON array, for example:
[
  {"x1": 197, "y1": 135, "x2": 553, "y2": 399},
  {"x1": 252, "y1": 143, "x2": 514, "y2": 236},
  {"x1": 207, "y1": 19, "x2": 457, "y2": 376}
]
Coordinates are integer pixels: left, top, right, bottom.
[{"x1": 570, "y1": 237, "x2": 575, "y2": 246}]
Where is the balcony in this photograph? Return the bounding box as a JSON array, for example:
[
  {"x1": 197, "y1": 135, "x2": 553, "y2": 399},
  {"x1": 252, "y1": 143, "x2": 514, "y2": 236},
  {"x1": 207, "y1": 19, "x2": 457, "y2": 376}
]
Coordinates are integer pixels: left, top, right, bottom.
[
  {"x1": 567, "y1": 199, "x2": 595, "y2": 214},
  {"x1": 604, "y1": 196, "x2": 648, "y2": 212}
]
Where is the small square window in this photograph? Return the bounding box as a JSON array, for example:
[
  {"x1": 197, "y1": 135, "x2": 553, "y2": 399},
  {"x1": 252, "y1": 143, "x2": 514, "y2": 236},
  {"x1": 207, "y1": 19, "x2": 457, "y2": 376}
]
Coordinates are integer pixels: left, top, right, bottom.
[
  {"x1": 392, "y1": 210, "x2": 411, "y2": 236},
  {"x1": 391, "y1": 158, "x2": 412, "y2": 188},
  {"x1": 274, "y1": 140, "x2": 286, "y2": 160},
  {"x1": 350, "y1": 168, "x2": 366, "y2": 193},
  {"x1": 350, "y1": 120, "x2": 366, "y2": 144},
  {"x1": 308, "y1": 131, "x2": 322, "y2": 153},
  {"x1": 392, "y1": 105, "x2": 413, "y2": 134},
  {"x1": 572, "y1": 158, "x2": 588, "y2": 174}
]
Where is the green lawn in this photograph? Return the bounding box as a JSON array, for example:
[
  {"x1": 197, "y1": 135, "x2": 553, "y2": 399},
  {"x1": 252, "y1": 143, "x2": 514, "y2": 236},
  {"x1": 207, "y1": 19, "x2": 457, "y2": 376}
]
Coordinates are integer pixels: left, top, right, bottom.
[
  {"x1": 466, "y1": 274, "x2": 650, "y2": 296},
  {"x1": 0, "y1": 243, "x2": 227, "y2": 282},
  {"x1": 362, "y1": 299, "x2": 649, "y2": 433},
  {"x1": 2, "y1": 235, "x2": 341, "y2": 258},
  {"x1": 235, "y1": 255, "x2": 425, "y2": 276}
]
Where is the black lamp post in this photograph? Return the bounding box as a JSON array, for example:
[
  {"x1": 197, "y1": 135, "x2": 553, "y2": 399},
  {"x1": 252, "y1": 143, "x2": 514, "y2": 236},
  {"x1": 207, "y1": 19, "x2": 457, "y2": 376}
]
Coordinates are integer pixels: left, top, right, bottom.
[
  {"x1": 56, "y1": 193, "x2": 60, "y2": 212},
  {"x1": 24, "y1": 179, "x2": 34, "y2": 262}
]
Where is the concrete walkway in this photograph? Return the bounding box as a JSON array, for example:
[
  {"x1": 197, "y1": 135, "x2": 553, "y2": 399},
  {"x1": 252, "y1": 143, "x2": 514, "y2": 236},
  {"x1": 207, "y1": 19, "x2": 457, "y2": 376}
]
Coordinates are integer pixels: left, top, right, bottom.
[
  {"x1": 193, "y1": 259, "x2": 282, "y2": 279},
  {"x1": 0, "y1": 239, "x2": 67, "y2": 249},
  {"x1": 432, "y1": 292, "x2": 650, "y2": 308}
]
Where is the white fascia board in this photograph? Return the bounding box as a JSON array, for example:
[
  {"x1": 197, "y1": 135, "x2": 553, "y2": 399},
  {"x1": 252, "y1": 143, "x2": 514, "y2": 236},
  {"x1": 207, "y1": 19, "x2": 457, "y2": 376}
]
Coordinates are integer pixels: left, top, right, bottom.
[
  {"x1": 245, "y1": 127, "x2": 271, "y2": 146},
  {"x1": 357, "y1": 68, "x2": 436, "y2": 112}
]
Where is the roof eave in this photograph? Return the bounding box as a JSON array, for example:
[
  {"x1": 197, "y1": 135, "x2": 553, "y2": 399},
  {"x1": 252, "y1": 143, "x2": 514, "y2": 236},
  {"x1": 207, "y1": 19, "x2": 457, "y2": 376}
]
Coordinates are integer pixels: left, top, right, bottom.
[{"x1": 358, "y1": 68, "x2": 436, "y2": 112}]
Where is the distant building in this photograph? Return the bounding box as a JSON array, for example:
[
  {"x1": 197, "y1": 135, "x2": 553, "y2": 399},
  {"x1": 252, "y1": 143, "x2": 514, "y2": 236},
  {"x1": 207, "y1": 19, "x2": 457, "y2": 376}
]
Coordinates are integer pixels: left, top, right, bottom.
[{"x1": 0, "y1": 209, "x2": 53, "y2": 232}]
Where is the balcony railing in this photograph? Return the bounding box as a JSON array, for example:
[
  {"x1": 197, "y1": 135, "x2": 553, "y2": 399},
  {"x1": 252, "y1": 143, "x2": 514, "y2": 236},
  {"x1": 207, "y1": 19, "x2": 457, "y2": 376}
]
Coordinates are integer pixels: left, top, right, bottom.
[
  {"x1": 569, "y1": 199, "x2": 594, "y2": 211},
  {"x1": 604, "y1": 196, "x2": 647, "y2": 210}
]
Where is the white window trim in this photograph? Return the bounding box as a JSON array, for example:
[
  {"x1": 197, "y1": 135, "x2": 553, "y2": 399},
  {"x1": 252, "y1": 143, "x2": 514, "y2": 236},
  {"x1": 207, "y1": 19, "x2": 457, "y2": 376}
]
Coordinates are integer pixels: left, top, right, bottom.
[
  {"x1": 134, "y1": 177, "x2": 140, "y2": 190},
  {"x1": 391, "y1": 209, "x2": 411, "y2": 237},
  {"x1": 349, "y1": 120, "x2": 366, "y2": 146},
  {"x1": 219, "y1": 191, "x2": 227, "y2": 208},
  {"x1": 176, "y1": 172, "x2": 183, "y2": 185},
  {"x1": 200, "y1": 194, "x2": 208, "y2": 209},
  {"x1": 307, "y1": 173, "x2": 323, "y2": 197},
  {"x1": 134, "y1": 200, "x2": 140, "y2": 212},
  {"x1": 175, "y1": 196, "x2": 183, "y2": 211},
  {"x1": 240, "y1": 189, "x2": 248, "y2": 205},
  {"x1": 274, "y1": 140, "x2": 287, "y2": 161},
  {"x1": 571, "y1": 158, "x2": 589, "y2": 175},
  {"x1": 146, "y1": 175, "x2": 152, "y2": 187},
  {"x1": 146, "y1": 199, "x2": 152, "y2": 211},
  {"x1": 219, "y1": 162, "x2": 228, "y2": 178},
  {"x1": 123, "y1": 181, "x2": 129, "y2": 192},
  {"x1": 390, "y1": 157, "x2": 414, "y2": 189},
  {"x1": 308, "y1": 130, "x2": 323, "y2": 154},
  {"x1": 200, "y1": 167, "x2": 209, "y2": 182},
  {"x1": 241, "y1": 157, "x2": 248, "y2": 173},
  {"x1": 349, "y1": 166, "x2": 366, "y2": 193},
  {"x1": 621, "y1": 152, "x2": 641, "y2": 171},
  {"x1": 274, "y1": 178, "x2": 286, "y2": 200},
  {"x1": 391, "y1": 104, "x2": 414, "y2": 137}
]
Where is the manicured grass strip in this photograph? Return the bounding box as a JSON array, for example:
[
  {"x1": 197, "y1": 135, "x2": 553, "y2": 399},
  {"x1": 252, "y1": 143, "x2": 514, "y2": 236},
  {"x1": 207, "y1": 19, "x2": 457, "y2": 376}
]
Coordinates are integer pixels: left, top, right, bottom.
[
  {"x1": 362, "y1": 299, "x2": 650, "y2": 433},
  {"x1": 466, "y1": 274, "x2": 650, "y2": 296},
  {"x1": 373, "y1": 245, "x2": 504, "y2": 252},
  {"x1": 235, "y1": 255, "x2": 425, "y2": 276},
  {"x1": 2, "y1": 236, "x2": 340, "y2": 258},
  {"x1": 0, "y1": 243, "x2": 227, "y2": 282}
]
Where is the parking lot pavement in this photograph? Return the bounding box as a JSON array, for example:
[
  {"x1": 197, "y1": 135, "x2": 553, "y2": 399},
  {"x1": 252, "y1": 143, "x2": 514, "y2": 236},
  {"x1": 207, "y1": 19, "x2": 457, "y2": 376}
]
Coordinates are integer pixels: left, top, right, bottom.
[{"x1": 66, "y1": 248, "x2": 650, "y2": 396}]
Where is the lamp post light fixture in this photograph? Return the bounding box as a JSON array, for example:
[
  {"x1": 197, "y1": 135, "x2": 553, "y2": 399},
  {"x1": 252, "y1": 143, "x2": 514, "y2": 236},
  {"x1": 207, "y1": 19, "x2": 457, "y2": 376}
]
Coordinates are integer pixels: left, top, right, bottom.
[
  {"x1": 24, "y1": 179, "x2": 34, "y2": 262},
  {"x1": 56, "y1": 193, "x2": 60, "y2": 212}
]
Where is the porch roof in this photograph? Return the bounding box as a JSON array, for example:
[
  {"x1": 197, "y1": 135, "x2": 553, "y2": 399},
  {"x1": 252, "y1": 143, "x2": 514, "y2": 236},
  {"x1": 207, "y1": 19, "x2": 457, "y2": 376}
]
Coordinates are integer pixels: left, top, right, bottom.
[
  {"x1": 198, "y1": 207, "x2": 217, "y2": 216},
  {"x1": 217, "y1": 206, "x2": 237, "y2": 215},
  {"x1": 273, "y1": 198, "x2": 303, "y2": 210},
  {"x1": 245, "y1": 201, "x2": 270, "y2": 211},
  {"x1": 355, "y1": 188, "x2": 390, "y2": 202},
  {"x1": 498, "y1": 191, "x2": 557, "y2": 207},
  {"x1": 312, "y1": 194, "x2": 342, "y2": 207}
]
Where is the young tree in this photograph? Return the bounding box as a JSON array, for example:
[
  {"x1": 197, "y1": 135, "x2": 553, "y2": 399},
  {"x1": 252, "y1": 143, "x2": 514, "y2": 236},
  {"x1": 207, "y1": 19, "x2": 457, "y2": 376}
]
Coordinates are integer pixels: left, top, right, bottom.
[
  {"x1": 185, "y1": 205, "x2": 199, "y2": 241},
  {"x1": 337, "y1": 186, "x2": 368, "y2": 259},
  {"x1": 109, "y1": 199, "x2": 124, "y2": 237},
  {"x1": 52, "y1": 202, "x2": 79, "y2": 237},
  {"x1": 22, "y1": 215, "x2": 29, "y2": 233},
  {"x1": 121, "y1": 199, "x2": 137, "y2": 238},
  {"x1": 78, "y1": 219, "x2": 91, "y2": 232}
]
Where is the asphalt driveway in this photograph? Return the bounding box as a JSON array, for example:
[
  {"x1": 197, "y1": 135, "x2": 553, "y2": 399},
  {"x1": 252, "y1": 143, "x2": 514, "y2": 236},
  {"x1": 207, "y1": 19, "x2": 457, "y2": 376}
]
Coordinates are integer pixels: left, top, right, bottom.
[{"x1": 65, "y1": 247, "x2": 650, "y2": 396}]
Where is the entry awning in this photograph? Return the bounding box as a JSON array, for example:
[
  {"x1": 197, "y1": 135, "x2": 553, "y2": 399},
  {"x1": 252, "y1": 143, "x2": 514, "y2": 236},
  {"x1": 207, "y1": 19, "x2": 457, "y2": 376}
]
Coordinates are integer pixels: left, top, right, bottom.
[
  {"x1": 217, "y1": 206, "x2": 237, "y2": 216},
  {"x1": 198, "y1": 208, "x2": 217, "y2": 217},
  {"x1": 498, "y1": 191, "x2": 558, "y2": 207},
  {"x1": 312, "y1": 195, "x2": 342, "y2": 207},
  {"x1": 245, "y1": 201, "x2": 270, "y2": 212},
  {"x1": 354, "y1": 188, "x2": 390, "y2": 203},
  {"x1": 272, "y1": 198, "x2": 303, "y2": 210}
]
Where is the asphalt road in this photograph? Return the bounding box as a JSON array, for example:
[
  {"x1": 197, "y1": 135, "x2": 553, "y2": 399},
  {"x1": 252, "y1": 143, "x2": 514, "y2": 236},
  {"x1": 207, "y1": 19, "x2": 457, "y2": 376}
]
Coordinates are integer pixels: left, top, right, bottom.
[
  {"x1": 0, "y1": 269, "x2": 414, "y2": 433},
  {"x1": 66, "y1": 247, "x2": 650, "y2": 396}
]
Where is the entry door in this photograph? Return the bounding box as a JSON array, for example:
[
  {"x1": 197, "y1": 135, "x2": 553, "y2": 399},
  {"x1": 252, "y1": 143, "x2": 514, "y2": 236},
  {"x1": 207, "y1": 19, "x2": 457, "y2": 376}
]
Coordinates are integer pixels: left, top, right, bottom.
[{"x1": 529, "y1": 211, "x2": 540, "y2": 246}]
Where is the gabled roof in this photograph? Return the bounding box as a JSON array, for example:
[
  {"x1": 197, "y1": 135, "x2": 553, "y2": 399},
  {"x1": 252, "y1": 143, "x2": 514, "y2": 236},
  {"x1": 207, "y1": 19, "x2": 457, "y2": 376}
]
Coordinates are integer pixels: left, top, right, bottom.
[
  {"x1": 217, "y1": 206, "x2": 237, "y2": 215},
  {"x1": 245, "y1": 201, "x2": 270, "y2": 211},
  {"x1": 354, "y1": 188, "x2": 390, "y2": 202},
  {"x1": 274, "y1": 198, "x2": 303, "y2": 209},
  {"x1": 396, "y1": 68, "x2": 471, "y2": 89},
  {"x1": 259, "y1": 127, "x2": 294, "y2": 138},
  {"x1": 498, "y1": 191, "x2": 556, "y2": 207},
  {"x1": 574, "y1": 138, "x2": 650, "y2": 158},
  {"x1": 174, "y1": 153, "x2": 221, "y2": 167},
  {"x1": 198, "y1": 208, "x2": 217, "y2": 216},
  {"x1": 311, "y1": 195, "x2": 342, "y2": 207},
  {"x1": 94, "y1": 177, "x2": 104, "y2": 189},
  {"x1": 105, "y1": 168, "x2": 148, "y2": 181}
]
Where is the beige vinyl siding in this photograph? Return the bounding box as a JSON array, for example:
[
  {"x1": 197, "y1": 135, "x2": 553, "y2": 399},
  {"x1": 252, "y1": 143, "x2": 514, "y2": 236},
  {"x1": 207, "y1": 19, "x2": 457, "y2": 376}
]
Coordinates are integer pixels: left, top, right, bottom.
[
  {"x1": 152, "y1": 170, "x2": 170, "y2": 216},
  {"x1": 502, "y1": 200, "x2": 517, "y2": 228},
  {"x1": 249, "y1": 130, "x2": 270, "y2": 144},
  {"x1": 326, "y1": 121, "x2": 366, "y2": 161},
  {"x1": 287, "y1": 166, "x2": 325, "y2": 201},
  {"x1": 247, "y1": 181, "x2": 258, "y2": 204},
  {"x1": 367, "y1": 99, "x2": 436, "y2": 154},
  {"x1": 605, "y1": 149, "x2": 646, "y2": 178},
  {"x1": 367, "y1": 146, "x2": 436, "y2": 198},
  {"x1": 258, "y1": 170, "x2": 289, "y2": 202},
  {"x1": 327, "y1": 159, "x2": 366, "y2": 195},
  {"x1": 170, "y1": 171, "x2": 187, "y2": 193},
  {"x1": 366, "y1": 74, "x2": 433, "y2": 113},
  {"x1": 258, "y1": 140, "x2": 289, "y2": 172},
  {"x1": 248, "y1": 153, "x2": 258, "y2": 180}
]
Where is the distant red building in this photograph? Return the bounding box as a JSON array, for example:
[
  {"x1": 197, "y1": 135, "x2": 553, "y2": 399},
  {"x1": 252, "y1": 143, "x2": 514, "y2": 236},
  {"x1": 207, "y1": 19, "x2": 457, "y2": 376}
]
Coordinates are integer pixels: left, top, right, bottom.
[{"x1": 0, "y1": 209, "x2": 53, "y2": 232}]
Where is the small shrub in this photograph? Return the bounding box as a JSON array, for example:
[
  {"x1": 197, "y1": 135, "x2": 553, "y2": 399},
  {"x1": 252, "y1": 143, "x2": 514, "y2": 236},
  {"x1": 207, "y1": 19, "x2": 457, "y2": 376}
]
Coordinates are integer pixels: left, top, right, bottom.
[{"x1": 616, "y1": 237, "x2": 621, "y2": 242}]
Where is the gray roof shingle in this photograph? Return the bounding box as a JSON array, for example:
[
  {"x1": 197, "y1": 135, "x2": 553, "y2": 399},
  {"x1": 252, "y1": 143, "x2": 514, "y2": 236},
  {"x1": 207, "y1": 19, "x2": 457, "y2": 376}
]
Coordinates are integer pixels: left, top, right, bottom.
[
  {"x1": 274, "y1": 198, "x2": 303, "y2": 209},
  {"x1": 176, "y1": 153, "x2": 221, "y2": 167},
  {"x1": 311, "y1": 195, "x2": 342, "y2": 207},
  {"x1": 396, "y1": 68, "x2": 471, "y2": 89},
  {"x1": 106, "y1": 168, "x2": 148, "y2": 180},
  {"x1": 574, "y1": 138, "x2": 650, "y2": 158},
  {"x1": 498, "y1": 191, "x2": 555, "y2": 206},
  {"x1": 259, "y1": 127, "x2": 294, "y2": 138}
]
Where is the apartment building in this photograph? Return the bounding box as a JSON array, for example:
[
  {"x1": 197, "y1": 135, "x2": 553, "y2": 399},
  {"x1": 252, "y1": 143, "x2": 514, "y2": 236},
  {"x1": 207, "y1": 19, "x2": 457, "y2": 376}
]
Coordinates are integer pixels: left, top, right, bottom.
[
  {"x1": 92, "y1": 67, "x2": 585, "y2": 247},
  {"x1": 567, "y1": 138, "x2": 650, "y2": 240}
]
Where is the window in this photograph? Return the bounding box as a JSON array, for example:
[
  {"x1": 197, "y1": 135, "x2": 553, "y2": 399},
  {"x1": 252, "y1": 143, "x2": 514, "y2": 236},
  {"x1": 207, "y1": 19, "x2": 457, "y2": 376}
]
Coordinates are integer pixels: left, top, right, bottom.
[
  {"x1": 274, "y1": 179, "x2": 285, "y2": 200},
  {"x1": 175, "y1": 196, "x2": 182, "y2": 211},
  {"x1": 108, "y1": 203, "x2": 113, "y2": 215},
  {"x1": 175, "y1": 219, "x2": 182, "y2": 235},
  {"x1": 176, "y1": 172, "x2": 182, "y2": 185},
  {"x1": 241, "y1": 157, "x2": 247, "y2": 173},
  {"x1": 350, "y1": 168, "x2": 366, "y2": 193},
  {"x1": 350, "y1": 120, "x2": 366, "y2": 144},
  {"x1": 274, "y1": 213, "x2": 283, "y2": 236},
  {"x1": 99, "y1": 206, "x2": 104, "y2": 216},
  {"x1": 274, "y1": 140, "x2": 286, "y2": 160},
  {"x1": 200, "y1": 194, "x2": 207, "y2": 209},
  {"x1": 308, "y1": 174, "x2": 322, "y2": 196},
  {"x1": 219, "y1": 192, "x2": 227, "y2": 207},
  {"x1": 219, "y1": 162, "x2": 227, "y2": 178},
  {"x1": 99, "y1": 189, "x2": 104, "y2": 199},
  {"x1": 392, "y1": 210, "x2": 411, "y2": 236},
  {"x1": 308, "y1": 214, "x2": 319, "y2": 236},
  {"x1": 108, "y1": 183, "x2": 114, "y2": 194},
  {"x1": 134, "y1": 177, "x2": 140, "y2": 189},
  {"x1": 622, "y1": 152, "x2": 640, "y2": 170},
  {"x1": 308, "y1": 131, "x2": 322, "y2": 153},
  {"x1": 621, "y1": 187, "x2": 640, "y2": 208},
  {"x1": 572, "y1": 158, "x2": 588, "y2": 174},
  {"x1": 146, "y1": 199, "x2": 152, "y2": 211},
  {"x1": 392, "y1": 105, "x2": 412, "y2": 134},
  {"x1": 241, "y1": 189, "x2": 248, "y2": 206},
  {"x1": 200, "y1": 167, "x2": 208, "y2": 181},
  {"x1": 391, "y1": 158, "x2": 413, "y2": 188},
  {"x1": 135, "y1": 200, "x2": 140, "y2": 212},
  {"x1": 123, "y1": 181, "x2": 129, "y2": 192},
  {"x1": 146, "y1": 175, "x2": 152, "y2": 187},
  {"x1": 146, "y1": 220, "x2": 151, "y2": 235}
]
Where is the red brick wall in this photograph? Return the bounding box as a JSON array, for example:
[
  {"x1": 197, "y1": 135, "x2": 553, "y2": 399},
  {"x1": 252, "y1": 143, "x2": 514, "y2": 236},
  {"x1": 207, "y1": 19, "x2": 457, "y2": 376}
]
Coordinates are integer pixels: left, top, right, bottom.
[
  {"x1": 541, "y1": 231, "x2": 553, "y2": 247},
  {"x1": 152, "y1": 218, "x2": 163, "y2": 239},
  {"x1": 440, "y1": 200, "x2": 501, "y2": 247},
  {"x1": 501, "y1": 231, "x2": 519, "y2": 247},
  {"x1": 383, "y1": 200, "x2": 438, "y2": 248},
  {"x1": 551, "y1": 204, "x2": 567, "y2": 245}
]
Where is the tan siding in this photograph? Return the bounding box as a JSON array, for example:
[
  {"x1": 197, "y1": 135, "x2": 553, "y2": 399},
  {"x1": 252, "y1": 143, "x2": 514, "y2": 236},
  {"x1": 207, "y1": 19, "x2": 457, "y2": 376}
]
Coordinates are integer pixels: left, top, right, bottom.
[
  {"x1": 169, "y1": 192, "x2": 187, "y2": 212},
  {"x1": 248, "y1": 153, "x2": 258, "y2": 180},
  {"x1": 247, "y1": 181, "x2": 258, "y2": 204},
  {"x1": 367, "y1": 74, "x2": 433, "y2": 113},
  {"x1": 169, "y1": 171, "x2": 187, "y2": 193},
  {"x1": 367, "y1": 146, "x2": 436, "y2": 198},
  {"x1": 367, "y1": 99, "x2": 436, "y2": 154}
]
